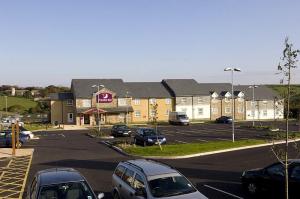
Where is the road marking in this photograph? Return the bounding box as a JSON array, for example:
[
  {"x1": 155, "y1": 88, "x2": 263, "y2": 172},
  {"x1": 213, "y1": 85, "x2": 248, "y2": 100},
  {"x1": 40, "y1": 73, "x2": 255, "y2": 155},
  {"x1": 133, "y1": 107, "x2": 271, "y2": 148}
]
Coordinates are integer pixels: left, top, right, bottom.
[
  {"x1": 204, "y1": 184, "x2": 244, "y2": 199},
  {"x1": 196, "y1": 139, "x2": 208, "y2": 142},
  {"x1": 174, "y1": 140, "x2": 188, "y2": 143},
  {"x1": 216, "y1": 138, "x2": 232, "y2": 141}
]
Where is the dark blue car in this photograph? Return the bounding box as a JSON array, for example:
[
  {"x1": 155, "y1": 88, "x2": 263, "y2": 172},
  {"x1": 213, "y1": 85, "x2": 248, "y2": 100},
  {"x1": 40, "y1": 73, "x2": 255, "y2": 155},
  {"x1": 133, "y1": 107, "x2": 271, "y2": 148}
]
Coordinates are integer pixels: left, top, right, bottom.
[
  {"x1": 134, "y1": 127, "x2": 167, "y2": 146},
  {"x1": 26, "y1": 168, "x2": 104, "y2": 199},
  {"x1": 0, "y1": 131, "x2": 29, "y2": 148}
]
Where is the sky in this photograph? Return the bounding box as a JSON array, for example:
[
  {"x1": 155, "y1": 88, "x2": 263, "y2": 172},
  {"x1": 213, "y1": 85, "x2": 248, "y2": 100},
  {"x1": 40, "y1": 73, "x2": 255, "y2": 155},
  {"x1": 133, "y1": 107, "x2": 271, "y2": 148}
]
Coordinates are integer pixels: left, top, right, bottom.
[{"x1": 0, "y1": 0, "x2": 300, "y2": 87}]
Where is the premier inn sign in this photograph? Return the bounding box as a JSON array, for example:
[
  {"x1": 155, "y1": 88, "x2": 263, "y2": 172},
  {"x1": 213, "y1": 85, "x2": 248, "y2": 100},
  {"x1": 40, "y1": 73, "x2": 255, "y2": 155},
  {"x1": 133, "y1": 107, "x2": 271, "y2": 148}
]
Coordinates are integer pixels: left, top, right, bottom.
[{"x1": 96, "y1": 92, "x2": 113, "y2": 103}]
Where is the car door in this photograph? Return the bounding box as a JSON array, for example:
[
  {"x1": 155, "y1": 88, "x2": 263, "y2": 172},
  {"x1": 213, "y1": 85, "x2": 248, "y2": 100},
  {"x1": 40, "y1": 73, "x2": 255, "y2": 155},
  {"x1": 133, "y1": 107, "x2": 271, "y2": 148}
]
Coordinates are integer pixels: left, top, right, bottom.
[
  {"x1": 120, "y1": 168, "x2": 135, "y2": 199},
  {"x1": 263, "y1": 163, "x2": 285, "y2": 194},
  {"x1": 289, "y1": 164, "x2": 300, "y2": 197},
  {"x1": 132, "y1": 173, "x2": 147, "y2": 199},
  {"x1": 135, "y1": 129, "x2": 143, "y2": 144}
]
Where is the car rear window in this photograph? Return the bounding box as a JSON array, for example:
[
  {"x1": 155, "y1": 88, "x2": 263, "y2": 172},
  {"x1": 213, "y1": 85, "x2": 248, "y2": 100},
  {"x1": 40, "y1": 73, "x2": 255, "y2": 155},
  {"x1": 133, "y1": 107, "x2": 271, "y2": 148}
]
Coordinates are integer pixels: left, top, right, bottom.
[{"x1": 115, "y1": 165, "x2": 126, "y2": 178}]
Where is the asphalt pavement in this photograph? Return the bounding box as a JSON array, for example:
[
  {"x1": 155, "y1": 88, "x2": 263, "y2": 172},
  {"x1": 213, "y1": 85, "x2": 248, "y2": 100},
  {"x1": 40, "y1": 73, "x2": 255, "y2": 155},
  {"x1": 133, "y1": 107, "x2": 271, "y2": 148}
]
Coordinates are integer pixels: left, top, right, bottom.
[{"x1": 23, "y1": 126, "x2": 300, "y2": 199}]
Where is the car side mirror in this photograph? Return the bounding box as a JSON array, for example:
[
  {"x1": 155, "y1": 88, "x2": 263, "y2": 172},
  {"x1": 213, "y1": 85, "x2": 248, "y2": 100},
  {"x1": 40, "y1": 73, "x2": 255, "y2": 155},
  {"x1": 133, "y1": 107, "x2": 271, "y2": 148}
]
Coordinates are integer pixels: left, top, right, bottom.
[
  {"x1": 97, "y1": 193, "x2": 104, "y2": 199},
  {"x1": 135, "y1": 188, "x2": 147, "y2": 198}
]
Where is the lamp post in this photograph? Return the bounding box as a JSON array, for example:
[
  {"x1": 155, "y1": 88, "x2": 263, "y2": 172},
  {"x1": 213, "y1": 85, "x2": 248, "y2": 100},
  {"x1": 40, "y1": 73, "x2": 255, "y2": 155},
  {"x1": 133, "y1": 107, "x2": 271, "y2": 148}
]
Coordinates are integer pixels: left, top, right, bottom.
[
  {"x1": 4, "y1": 96, "x2": 8, "y2": 116},
  {"x1": 125, "y1": 91, "x2": 130, "y2": 125},
  {"x1": 224, "y1": 67, "x2": 241, "y2": 142},
  {"x1": 92, "y1": 84, "x2": 105, "y2": 133},
  {"x1": 249, "y1": 85, "x2": 258, "y2": 127}
]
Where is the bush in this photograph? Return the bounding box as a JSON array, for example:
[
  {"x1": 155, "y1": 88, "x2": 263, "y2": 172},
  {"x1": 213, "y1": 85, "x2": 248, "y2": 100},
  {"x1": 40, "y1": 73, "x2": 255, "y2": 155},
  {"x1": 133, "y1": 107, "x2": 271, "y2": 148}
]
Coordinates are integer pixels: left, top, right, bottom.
[{"x1": 6, "y1": 105, "x2": 26, "y2": 113}]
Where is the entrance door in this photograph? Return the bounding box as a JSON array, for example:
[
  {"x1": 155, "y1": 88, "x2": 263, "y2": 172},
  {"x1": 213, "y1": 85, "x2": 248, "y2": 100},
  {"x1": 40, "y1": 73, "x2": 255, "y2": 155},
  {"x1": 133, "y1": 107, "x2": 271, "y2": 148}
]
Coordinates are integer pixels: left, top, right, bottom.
[
  {"x1": 84, "y1": 114, "x2": 90, "y2": 125},
  {"x1": 67, "y1": 113, "x2": 74, "y2": 123}
]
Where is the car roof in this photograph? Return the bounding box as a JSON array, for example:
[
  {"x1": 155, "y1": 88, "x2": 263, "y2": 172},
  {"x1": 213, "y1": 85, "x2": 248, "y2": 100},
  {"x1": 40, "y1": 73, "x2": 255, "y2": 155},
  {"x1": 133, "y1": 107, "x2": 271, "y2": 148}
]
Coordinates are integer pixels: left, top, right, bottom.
[
  {"x1": 124, "y1": 159, "x2": 177, "y2": 177},
  {"x1": 37, "y1": 168, "x2": 85, "y2": 186}
]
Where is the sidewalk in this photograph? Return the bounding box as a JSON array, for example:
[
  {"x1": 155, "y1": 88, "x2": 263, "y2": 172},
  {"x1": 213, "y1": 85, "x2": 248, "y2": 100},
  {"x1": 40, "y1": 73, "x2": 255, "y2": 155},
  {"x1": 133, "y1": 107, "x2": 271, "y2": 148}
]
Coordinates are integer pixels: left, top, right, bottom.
[{"x1": 0, "y1": 148, "x2": 34, "y2": 158}]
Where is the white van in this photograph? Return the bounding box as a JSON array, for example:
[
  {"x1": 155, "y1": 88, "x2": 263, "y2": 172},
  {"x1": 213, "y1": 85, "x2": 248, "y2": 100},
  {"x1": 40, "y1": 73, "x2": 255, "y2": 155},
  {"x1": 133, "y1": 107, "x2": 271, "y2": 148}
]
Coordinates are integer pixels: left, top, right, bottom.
[{"x1": 168, "y1": 111, "x2": 189, "y2": 125}]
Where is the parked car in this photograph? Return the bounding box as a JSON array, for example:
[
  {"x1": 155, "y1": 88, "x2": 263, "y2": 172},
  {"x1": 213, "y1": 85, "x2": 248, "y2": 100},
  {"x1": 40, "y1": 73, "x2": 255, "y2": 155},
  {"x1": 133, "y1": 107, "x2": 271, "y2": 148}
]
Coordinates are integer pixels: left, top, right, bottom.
[
  {"x1": 0, "y1": 130, "x2": 29, "y2": 148},
  {"x1": 215, "y1": 116, "x2": 233, "y2": 124},
  {"x1": 133, "y1": 128, "x2": 166, "y2": 146},
  {"x1": 241, "y1": 160, "x2": 300, "y2": 197},
  {"x1": 112, "y1": 159, "x2": 208, "y2": 199},
  {"x1": 169, "y1": 111, "x2": 190, "y2": 125},
  {"x1": 111, "y1": 124, "x2": 132, "y2": 137},
  {"x1": 20, "y1": 126, "x2": 34, "y2": 139},
  {"x1": 26, "y1": 168, "x2": 104, "y2": 199}
]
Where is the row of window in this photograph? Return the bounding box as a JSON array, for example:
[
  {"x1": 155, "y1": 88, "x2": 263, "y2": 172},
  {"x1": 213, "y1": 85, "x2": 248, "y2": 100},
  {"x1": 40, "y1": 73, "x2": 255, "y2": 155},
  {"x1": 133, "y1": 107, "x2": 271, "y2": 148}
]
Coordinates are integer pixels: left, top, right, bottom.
[{"x1": 134, "y1": 110, "x2": 171, "y2": 117}]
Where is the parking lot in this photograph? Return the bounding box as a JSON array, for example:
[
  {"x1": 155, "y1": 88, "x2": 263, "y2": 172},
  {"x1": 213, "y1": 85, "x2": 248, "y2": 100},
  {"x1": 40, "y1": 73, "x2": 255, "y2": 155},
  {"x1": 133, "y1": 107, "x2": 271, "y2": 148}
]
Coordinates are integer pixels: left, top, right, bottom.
[{"x1": 106, "y1": 121, "x2": 300, "y2": 144}]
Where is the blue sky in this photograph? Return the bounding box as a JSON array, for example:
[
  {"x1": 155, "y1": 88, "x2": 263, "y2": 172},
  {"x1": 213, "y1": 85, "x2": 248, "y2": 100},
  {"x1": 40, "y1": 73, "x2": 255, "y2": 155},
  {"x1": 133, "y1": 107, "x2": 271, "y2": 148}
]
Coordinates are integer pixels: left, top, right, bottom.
[{"x1": 0, "y1": 0, "x2": 300, "y2": 86}]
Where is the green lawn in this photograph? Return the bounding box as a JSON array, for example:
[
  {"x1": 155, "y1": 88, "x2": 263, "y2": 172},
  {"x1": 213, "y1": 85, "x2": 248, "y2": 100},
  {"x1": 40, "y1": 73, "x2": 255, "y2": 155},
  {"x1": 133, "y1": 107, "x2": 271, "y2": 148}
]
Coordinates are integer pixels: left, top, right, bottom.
[
  {"x1": 0, "y1": 96, "x2": 37, "y2": 111},
  {"x1": 24, "y1": 123, "x2": 54, "y2": 131},
  {"x1": 121, "y1": 139, "x2": 266, "y2": 157}
]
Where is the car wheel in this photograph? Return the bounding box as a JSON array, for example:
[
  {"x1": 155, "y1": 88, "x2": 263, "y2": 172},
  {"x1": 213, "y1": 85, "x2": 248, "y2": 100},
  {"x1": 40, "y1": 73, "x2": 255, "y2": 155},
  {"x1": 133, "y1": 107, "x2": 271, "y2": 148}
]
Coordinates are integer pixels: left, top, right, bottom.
[
  {"x1": 246, "y1": 182, "x2": 258, "y2": 195},
  {"x1": 113, "y1": 191, "x2": 120, "y2": 199}
]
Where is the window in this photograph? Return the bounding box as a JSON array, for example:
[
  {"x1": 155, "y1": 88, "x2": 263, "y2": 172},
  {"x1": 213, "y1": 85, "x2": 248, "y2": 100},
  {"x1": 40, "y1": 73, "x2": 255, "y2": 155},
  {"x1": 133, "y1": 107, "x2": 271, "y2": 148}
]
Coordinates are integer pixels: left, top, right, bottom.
[
  {"x1": 238, "y1": 106, "x2": 244, "y2": 113},
  {"x1": 149, "y1": 98, "x2": 156, "y2": 105},
  {"x1": 181, "y1": 108, "x2": 187, "y2": 113},
  {"x1": 225, "y1": 98, "x2": 230, "y2": 103},
  {"x1": 225, "y1": 107, "x2": 231, "y2": 114},
  {"x1": 263, "y1": 110, "x2": 267, "y2": 116},
  {"x1": 150, "y1": 110, "x2": 156, "y2": 117},
  {"x1": 251, "y1": 110, "x2": 255, "y2": 116},
  {"x1": 212, "y1": 108, "x2": 218, "y2": 114},
  {"x1": 67, "y1": 113, "x2": 74, "y2": 123},
  {"x1": 118, "y1": 98, "x2": 127, "y2": 106},
  {"x1": 181, "y1": 98, "x2": 187, "y2": 103},
  {"x1": 82, "y1": 99, "x2": 91, "y2": 108},
  {"x1": 165, "y1": 98, "x2": 171, "y2": 105},
  {"x1": 133, "y1": 174, "x2": 145, "y2": 190},
  {"x1": 165, "y1": 109, "x2": 170, "y2": 116},
  {"x1": 267, "y1": 164, "x2": 284, "y2": 177},
  {"x1": 122, "y1": 169, "x2": 135, "y2": 186},
  {"x1": 66, "y1": 99, "x2": 73, "y2": 106},
  {"x1": 115, "y1": 165, "x2": 126, "y2": 178},
  {"x1": 291, "y1": 166, "x2": 300, "y2": 180},
  {"x1": 135, "y1": 110, "x2": 141, "y2": 117},
  {"x1": 198, "y1": 108, "x2": 203, "y2": 115},
  {"x1": 134, "y1": 99, "x2": 140, "y2": 105},
  {"x1": 197, "y1": 98, "x2": 203, "y2": 104}
]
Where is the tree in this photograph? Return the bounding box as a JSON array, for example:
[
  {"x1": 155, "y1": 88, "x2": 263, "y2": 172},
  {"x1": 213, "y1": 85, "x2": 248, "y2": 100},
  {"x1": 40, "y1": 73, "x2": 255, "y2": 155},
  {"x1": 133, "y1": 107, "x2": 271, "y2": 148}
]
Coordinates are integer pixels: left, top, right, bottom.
[
  {"x1": 151, "y1": 103, "x2": 162, "y2": 150},
  {"x1": 272, "y1": 37, "x2": 299, "y2": 199},
  {"x1": 23, "y1": 90, "x2": 33, "y2": 99}
]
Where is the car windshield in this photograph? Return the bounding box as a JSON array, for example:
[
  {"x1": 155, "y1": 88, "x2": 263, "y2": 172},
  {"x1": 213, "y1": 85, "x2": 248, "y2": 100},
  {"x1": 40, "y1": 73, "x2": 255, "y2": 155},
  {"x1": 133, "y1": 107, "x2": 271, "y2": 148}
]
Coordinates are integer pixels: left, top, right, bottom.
[
  {"x1": 148, "y1": 175, "x2": 196, "y2": 197},
  {"x1": 178, "y1": 115, "x2": 188, "y2": 119},
  {"x1": 116, "y1": 125, "x2": 129, "y2": 130},
  {"x1": 39, "y1": 181, "x2": 95, "y2": 199},
  {"x1": 143, "y1": 129, "x2": 160, "y2": 136}
]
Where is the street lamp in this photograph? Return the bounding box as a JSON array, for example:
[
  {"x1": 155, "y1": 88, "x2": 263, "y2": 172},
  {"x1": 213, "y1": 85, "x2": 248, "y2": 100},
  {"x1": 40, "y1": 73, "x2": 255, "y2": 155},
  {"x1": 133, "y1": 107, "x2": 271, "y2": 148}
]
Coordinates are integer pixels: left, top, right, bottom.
[
  {"x1": 125, "y1": 91, "x2": 130, "y2": 125},
  {"x1": 249, "y1": 85, "x2": 258, "y2": 127},
  {"x1": 224, "y1": 67, "x2": 241, "y2": 142},
  {"x1": 92, "y1": 84, "x2": 105, "y2": 133}
]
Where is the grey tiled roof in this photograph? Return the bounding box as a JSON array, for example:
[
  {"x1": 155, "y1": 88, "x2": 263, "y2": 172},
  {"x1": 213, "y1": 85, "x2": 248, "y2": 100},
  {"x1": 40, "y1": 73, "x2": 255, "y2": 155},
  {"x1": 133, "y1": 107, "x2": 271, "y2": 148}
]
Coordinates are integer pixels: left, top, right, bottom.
[
  {"x1": 234, "y1": 85, "x2": 280, "y2": 100},
  {"x1": 49, "y1": 92, "x2": 74, "y2": 100},
  {"x1": 125, "y1": 82, "x2": 172, "y2": 98},
  {"x1": 162, "y1": 79, "x2": 208, "y2": 96},
  {"x1": 71, "y1": 79, "x2": 128, "y2": 98}
]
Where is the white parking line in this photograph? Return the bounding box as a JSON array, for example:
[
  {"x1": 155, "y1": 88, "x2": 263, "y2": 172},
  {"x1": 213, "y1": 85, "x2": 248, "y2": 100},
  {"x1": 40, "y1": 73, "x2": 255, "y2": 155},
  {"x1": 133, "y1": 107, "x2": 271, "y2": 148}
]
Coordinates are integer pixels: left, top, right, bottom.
[
  {"x1": 174, "y1": 140, "x2": 188, "y2": 144},
  {"x1": 196, "y1": 139, "x2": 208, "y2": 142},
  {"x1": 204, "y1": 184, "x2": 244, "y2": 199},
  {"x1": 216, "y1": 138, "x2": 232, "y2": 141}
]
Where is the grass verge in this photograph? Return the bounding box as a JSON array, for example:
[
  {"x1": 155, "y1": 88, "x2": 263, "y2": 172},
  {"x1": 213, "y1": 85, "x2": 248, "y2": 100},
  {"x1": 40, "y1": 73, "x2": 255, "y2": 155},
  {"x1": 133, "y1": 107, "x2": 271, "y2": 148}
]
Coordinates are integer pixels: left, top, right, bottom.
[
  {"x1": 120, "y1": 139, "x2": 266, "y2": 157},
  {"x1": 24, "y1": 123, "x2": 53, "y2": 131}
]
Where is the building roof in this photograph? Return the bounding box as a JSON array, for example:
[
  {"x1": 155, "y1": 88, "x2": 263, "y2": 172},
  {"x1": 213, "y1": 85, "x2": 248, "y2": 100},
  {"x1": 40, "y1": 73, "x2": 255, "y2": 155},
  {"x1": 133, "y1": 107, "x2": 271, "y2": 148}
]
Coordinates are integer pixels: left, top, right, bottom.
[
  {"x1": 71, "y1": 79, "x2": 128, "y2": 98},
  {"x1": 125, "y1": 82, "x2": 172, "y2": 98},
  {"x1": 198, "y1": 83, "x2": 232, "y2": 94},
  {"x1": 162, "y1": 79, "x2": 208, "y2": 96},
  {"x1": 49, "y1": 92, "x2": 74, "y2": 100},
  {"x1": 234, "y1": 85, "x2": 280, "y2": 100}
]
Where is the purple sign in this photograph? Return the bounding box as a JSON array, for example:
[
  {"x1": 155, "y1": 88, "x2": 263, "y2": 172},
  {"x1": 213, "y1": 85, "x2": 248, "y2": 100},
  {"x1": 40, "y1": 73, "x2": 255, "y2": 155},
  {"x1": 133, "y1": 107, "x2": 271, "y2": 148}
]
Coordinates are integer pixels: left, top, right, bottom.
[{"x1": 96, "y1": 92, "x2": 113, "y2": 103}]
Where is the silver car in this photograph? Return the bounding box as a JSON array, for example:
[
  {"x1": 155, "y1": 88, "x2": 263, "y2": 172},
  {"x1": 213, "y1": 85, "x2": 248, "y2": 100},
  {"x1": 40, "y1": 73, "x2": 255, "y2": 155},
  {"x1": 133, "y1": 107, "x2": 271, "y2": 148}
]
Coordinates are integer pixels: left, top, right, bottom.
[{"x1": 112, "y1": 159, "x2": 208, "y2": 199}]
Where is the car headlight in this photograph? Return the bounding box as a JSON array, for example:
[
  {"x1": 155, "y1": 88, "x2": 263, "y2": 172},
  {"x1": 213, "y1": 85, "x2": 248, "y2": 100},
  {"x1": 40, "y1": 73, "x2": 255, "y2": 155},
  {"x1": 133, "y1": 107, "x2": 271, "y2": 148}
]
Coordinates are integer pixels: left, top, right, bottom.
[
  {"x1": 162, "y1": 138, "x2": 166, "y2": 141},
  {"x1": 148, "y1": 139, "x2": 153, "y2": 142}
]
